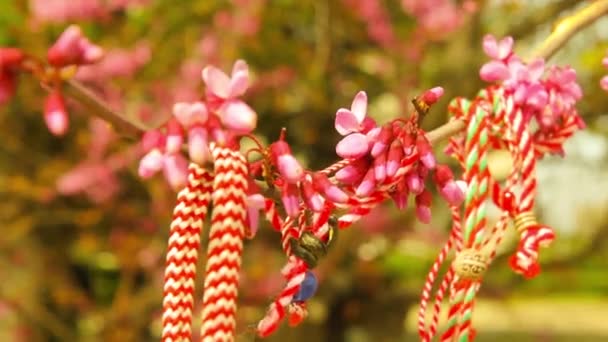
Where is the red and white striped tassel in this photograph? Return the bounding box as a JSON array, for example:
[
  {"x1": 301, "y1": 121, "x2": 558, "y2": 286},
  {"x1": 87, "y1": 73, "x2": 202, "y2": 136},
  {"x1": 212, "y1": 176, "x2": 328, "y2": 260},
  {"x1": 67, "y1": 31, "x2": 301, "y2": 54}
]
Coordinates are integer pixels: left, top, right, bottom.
[
  {"x1": 162, "y1": 163, "x2": 214, "y2": 341},
  {"x1": 418, "y1": 204, "x2": 462, "y2": 341},
  {"x1": 200, "y1": 146, "x2": 249, "y2": 341},
  {"x1": 507, "y1": 105, "x2": 555, "y2": 279}
]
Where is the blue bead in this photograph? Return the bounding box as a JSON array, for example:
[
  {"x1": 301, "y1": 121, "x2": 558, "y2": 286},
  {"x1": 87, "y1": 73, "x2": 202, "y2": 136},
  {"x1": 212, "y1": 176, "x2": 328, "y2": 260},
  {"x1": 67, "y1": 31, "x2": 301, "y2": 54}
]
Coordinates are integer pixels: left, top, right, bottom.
[{"x1": 292, "y1": 271, "x2": 318, "y2": 302}]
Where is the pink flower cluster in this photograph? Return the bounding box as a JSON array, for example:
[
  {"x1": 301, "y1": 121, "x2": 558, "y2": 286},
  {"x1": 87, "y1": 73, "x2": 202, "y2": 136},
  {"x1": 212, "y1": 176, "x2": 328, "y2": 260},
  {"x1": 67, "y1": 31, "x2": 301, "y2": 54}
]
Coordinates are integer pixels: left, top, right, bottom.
[
  {"x1": 76, "y1": 42, "x2": 150, "y2": 82},
  {"x1": 343, "y1": 0, "x2": 396, "y2": 48},
  {"x1": 55, "y1": 118, "x2": 137, "y2": 203},
  {"x1": 332, "y1": 89, "x2": 464, "y2": 222},
  {"x1": 401, "y1": 0, "x2": 476, "y2": 40},
  {"x1": 1, "y1": 25, "x2": 104, "y2": 136},
  {"x1": 29, "y1": 0, "x2": 149, "y2": 24},
  {"x1": 138, "y1": 60, "x2": 257, "y2": 190},
  {"x1": 243, "y1": 88, "x2": 464, "y2": 233},
  {"x1": 480, "y1": 35, "x2": 583, "y2": 132}
]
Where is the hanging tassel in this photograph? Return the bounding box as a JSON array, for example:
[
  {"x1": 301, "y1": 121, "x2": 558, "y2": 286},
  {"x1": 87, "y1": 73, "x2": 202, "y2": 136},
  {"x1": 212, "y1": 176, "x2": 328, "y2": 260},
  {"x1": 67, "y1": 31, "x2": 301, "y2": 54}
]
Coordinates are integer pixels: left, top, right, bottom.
[
  {"x1": 200, "y1": 145, "x2": 249, "y2": 341},
  {"x1": 162, "y1": 163, "x2": 214, "y2": 341}
]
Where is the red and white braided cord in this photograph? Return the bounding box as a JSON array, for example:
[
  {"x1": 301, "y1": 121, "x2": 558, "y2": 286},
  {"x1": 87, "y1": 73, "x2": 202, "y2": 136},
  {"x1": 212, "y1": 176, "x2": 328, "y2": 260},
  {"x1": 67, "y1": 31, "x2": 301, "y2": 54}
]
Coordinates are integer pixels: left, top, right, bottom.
[
  {"x1": 162, "y1": 163, "x2": 214, "y2": 341},
  {"x1": 200, "y1": 146, "x2": 249, "y2": 342},
  {"x1": 418, "y1": 204, "x2": 462, "y2": 341}
]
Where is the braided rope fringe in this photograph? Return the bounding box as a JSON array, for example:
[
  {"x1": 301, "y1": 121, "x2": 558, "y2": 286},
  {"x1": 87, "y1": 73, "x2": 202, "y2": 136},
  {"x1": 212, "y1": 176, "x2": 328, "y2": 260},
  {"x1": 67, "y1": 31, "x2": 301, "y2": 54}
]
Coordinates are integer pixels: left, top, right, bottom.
[
  {"x1": 200, "y1": 146, "x2": 249, "y2": 342},
  {"x1": 162, "y1": 163, "x2": 214, "y2": 341}
]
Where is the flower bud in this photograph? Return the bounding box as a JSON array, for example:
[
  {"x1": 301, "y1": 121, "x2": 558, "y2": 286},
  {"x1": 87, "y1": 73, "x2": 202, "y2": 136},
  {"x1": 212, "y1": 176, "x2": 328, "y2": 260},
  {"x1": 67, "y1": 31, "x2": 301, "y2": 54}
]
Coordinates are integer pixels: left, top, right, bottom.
[
  {"x1": 218, "y1": 100, "x2": 257, "y2": 134},
  {"x1": 281, "y1": 182, "x2": 301, "y2": 217},
  {"x1": 188, "y1": 125, "x2": 211, "y2": 164},
  {"x1": 141, "y1": 129, "x2": 164, "y2": 152},
  {"x1": 138, "y1": 149, "x2": 164, "y2": 178},
  {"x1": 300, "y1": 176, "x2": 325, "y2": 212},
  {"x1": 271, "y1": 140, "x2": 304, "y2": 183},
  {"x1": 373, "y1": 151, "x2": 387, "y2": 184},
  {"x1": 335, "y1": 158, "x2": 369, "y2": 185},
  {"x1": 416, "y1": 135, "x2": 436, "y2": 169},
  {"x1": 386, "y1": 139, "x2": 404, "y2": 178},
  {"x1": 165, "y1": 118, "x2": 183, "y2": 154},
  {"x1": 312, "y1": 172, "x2": 348, "y2": 203},
  {"x1": 355, "y1": 167, "x2": 376, "y2": 197},
  {"x1": 370, "y1": 124, "x2": 393, "y2": 157},
  {"x1": 163, "y1": 153, "x2": 188, "y2": 190},
  {"x1": 415, "y1": 190, "x2": 432, "y2": 224},
  {"x1": 44, "y1": 90, "x2": 69, "y2": 136}
]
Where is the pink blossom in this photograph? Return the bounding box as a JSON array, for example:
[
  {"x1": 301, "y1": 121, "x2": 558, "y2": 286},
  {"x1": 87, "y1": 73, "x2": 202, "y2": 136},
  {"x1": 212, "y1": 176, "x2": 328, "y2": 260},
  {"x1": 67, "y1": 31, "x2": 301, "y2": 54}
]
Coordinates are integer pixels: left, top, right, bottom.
[
  {"x1": 47, "y1": 25, "x2": 104, "y2": 67},
  {"x1": 334, "y1": 91, "x2": 377, "y2": 159},
  {"x1": 29, "y1": 0, "x2": 107, "y2": 23},
  {"x1": 482, "y1": 35, "x2": 513, "y2": 60},
  {"x1": 202, "y1": 60, "x2": 257, "y2": 134}
]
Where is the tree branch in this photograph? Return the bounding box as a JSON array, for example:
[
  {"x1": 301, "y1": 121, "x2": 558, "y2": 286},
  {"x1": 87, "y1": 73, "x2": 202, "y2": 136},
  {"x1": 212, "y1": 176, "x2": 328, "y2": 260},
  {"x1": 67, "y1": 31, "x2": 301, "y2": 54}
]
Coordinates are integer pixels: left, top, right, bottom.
[{"x1": 529, "y1": 0, "x2": 608, "y2": 60}]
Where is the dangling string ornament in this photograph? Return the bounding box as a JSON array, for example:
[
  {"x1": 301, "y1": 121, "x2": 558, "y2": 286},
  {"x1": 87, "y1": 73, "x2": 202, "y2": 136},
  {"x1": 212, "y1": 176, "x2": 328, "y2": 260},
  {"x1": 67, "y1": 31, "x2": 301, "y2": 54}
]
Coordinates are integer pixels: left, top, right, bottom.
[
  {"x1": 418, "y1": 74, "x2": 584, "y2": 340},
  {"x1": 160, "y1": 144, "x2": 249, "y2": 342},
  {"x1": 162, "y1": 163, "x2": 214, "y2": 340}
]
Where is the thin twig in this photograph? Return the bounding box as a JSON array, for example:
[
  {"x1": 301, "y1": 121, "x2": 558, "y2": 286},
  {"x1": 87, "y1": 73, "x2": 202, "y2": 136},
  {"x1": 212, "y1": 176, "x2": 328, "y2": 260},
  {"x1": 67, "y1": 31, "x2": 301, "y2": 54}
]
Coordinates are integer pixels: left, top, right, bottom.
[{"x1": 63, "y1": 80, "x2": 147, "y2": 138}]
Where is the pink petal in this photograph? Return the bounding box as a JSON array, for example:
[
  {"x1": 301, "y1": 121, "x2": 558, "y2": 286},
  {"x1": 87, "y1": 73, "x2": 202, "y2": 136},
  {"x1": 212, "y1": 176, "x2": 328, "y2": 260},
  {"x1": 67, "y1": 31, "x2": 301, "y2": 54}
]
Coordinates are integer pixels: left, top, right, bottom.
[
  {"x1": 173, "y1": 102, "x2": 208, "y2": 127},
  {"x1": 218, "y1": 100, "x2": 257, "y2": 134},
  {"x1": 336, "y1": 133, "x2": 369, "y2": 159},
  {"x1": 350, "y1": 91, "x2": 368, "y2": 124},
  {"x1": 603, "y1": 56, "x2": 608, "y2": 68},
  {"x1": 163, "y1": 154, "x2": 188, "y2": 190},
  {"x1": 391, "y1": 190, "x2": 408, "y2": 210},
  {"x1": 301, "y1": 178, "x2": 325, "y2": 212},
  {"x1": 281, "y1": 183, "x2": 300, "y2": 217},
  {"x1": 415, "y1": 205, "x2": 431, "y2": 224},
  {"x1": 278, "y1": 154, "x2": 304, "y2": 183},
  {"x1": 480, "y1": 61, "x2": 509, "y2": 82},
  {"x1": 406, "y1": 173, "x2": 423, "y2": 195},
  {"x1": 373, "y1": 152, "x2": 386, "y2": 183},
  {"x1": 482, "y1": 34, "x2": 498, "y2": 59},
  {"x1": 229, "y1": 68, "x2": 249, "y2": 98},
  {"x1": 496, "y1": 36, "x2": 513, "y2": 60},
  {"x1": 246, "y1": 193, "x2": 265, "y2": 238},
  {"x1": 420, "y1": 152, "x2": 436, "y2": 170},
  {"x1": 246, "y1": 208, "x2": 260, "y2": 239},
  {"x1": 421, "y1": 87, "x2": 444, "y2": 105},
  {"x1": 526, "y1": 84, "x2": 548, "y2": 109},
  {"x1": 528, "y1": 58, "x2": 545, "y2": 81},
  {"x1": 232, "y1": 59, "x2": 249, "y2": 77},
  {"x1": 440, "y1": 182, "x2": 464, "y2": 206},
  {"x1": 601, "y1": 76, "x2": 608, "y2": 92},
  {"x1": 355, "y1": 167, "x2": 376, "y2": 197},
  {"x1": 335, "y1": 108, "x2": 360, "y2": 135},
  {"x1": 335, "y1": 164, "x2": 366, "y2": 185},
  {"x1": 202, "y1": 65, "x2": 231, "y2": 99},
  {"x1": 138, "y1": 149, "x2": 164, "y2": 178},
  {"x1": 188, "y1": 126, "x2": 210, "y2": 164}
]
